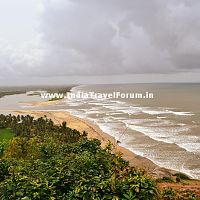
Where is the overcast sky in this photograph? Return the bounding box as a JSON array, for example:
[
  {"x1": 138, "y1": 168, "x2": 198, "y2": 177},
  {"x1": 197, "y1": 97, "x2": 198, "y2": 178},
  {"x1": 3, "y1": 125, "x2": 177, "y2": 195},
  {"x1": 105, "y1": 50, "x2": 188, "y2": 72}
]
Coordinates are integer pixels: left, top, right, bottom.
[{"x1": 0, "y1": 0, "x2": 200, "y2": 85}]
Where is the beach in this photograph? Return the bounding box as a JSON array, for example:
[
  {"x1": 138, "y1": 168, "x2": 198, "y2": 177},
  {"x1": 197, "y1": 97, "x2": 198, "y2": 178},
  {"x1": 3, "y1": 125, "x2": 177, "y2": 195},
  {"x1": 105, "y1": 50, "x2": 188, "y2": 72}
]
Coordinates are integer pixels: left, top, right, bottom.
[
  {"x1": 12, "y1": 108, "x2": 174, "y2": 178},
  {"x1": 0, "y1": 83, "x2": 200, "y2": 179},
  {"x1": 63, "y1": 84, "x2": 200, "y2": 179},
  {"x1": 1, "y1": 87, "x2": 200, "y2": 196}
]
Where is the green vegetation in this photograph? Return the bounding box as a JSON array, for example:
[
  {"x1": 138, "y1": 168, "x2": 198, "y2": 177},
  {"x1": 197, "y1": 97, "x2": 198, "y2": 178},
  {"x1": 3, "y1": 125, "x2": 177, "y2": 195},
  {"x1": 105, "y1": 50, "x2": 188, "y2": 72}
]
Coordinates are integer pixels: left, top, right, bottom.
[
  {"x1": 48, "y1": 96, "x2": 64, "y2": 101},
  {"x1": 47, "y1": 88, "x2": 72, "y2": 101},
  {"x1": 0, "y1": 85, "x2": 73, "y2": 99},
  {"x1": 173, "y1": 172, "x2": 191, "y2": 180},
  {"x1": 161, "y1": 187, "x2": 199, "y2": 200},
  {"x1": 27, "y1": 92, "x2": 41, "y2": 96},
  {"x1": 156, "y1": 176, "x2": 174, "y2": 183},
  {"x1": 0, "y1": 91, "x2": 25, "y2": 99},
  {"x1": 0, "y1": 128, "x2": 15, "y2": 142},
  {"x1": 0, "y1": 114, "x2": 199, "y2": 199}
]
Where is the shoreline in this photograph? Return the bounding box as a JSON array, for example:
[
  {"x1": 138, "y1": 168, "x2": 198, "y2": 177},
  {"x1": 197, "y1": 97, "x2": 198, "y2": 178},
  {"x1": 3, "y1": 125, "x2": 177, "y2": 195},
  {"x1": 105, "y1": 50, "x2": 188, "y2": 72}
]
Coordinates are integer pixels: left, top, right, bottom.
[{"x1": 10, "y1": 109, "x2": 176, "y2": 178}]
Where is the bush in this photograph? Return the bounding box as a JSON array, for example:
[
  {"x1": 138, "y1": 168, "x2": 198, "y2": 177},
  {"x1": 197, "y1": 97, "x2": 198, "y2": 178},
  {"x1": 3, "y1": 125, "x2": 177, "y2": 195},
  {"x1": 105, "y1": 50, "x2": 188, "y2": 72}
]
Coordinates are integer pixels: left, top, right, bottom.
[
  {"x1": 0, "y1": 138, "x2": 158, "y2": 199},
  {"x1": 0, "y1": 114, "x2": 197, "y2": 199},
  {"x1": 156, "y1": 176, "x2": 174, "y2": 183},
  {"x1": 174, "y1": 172, "x2": 191, "y2": 180},
  {"x1": 0, "y1": 115, "x2": 159, "y2": 199}
]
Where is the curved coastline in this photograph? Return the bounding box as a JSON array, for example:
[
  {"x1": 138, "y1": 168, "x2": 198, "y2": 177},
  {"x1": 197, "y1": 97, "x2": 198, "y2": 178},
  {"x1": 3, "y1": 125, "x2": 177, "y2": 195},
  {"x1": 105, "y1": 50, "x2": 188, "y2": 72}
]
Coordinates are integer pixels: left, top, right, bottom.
[
  {"x1": 10, "y1": 108, "x2": 176, "y2": 179},
  {"x1": 0, "y1": 86, "x2": 197, "y2": 179}
]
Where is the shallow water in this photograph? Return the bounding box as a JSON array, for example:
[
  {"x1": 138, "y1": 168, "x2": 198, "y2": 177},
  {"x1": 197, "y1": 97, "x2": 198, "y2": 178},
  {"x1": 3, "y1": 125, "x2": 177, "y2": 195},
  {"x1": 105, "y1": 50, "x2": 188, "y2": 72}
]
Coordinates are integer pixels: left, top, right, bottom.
[
  {"x1": 59, "y1": 83, "x2": 200, "y2": 179},
  {"x1": 0, "y1": 84, "x2": 200, "y2": 179}
]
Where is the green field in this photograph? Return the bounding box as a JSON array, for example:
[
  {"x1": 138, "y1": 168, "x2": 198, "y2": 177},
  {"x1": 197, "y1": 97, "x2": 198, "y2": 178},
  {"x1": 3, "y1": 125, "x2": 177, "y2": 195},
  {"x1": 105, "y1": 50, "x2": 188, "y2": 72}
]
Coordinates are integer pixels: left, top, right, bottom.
[{"x1": 0, "y1": 128, "x2": 15, "y2": 142}]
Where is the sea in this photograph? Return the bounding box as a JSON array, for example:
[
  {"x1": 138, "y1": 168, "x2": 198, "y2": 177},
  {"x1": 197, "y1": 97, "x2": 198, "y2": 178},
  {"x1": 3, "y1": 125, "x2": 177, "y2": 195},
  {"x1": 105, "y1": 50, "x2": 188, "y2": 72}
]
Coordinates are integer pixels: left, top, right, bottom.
[{"x1": 0, "y1": 83, "x2": 200, "y2": 179}]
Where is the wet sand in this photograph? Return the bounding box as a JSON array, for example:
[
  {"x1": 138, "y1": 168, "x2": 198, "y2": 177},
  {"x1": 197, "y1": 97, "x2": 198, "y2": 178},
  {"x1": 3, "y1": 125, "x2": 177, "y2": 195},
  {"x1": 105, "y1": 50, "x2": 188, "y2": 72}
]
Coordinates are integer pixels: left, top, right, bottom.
[{"x1": 9, "y1": 108, "x2": 175, "y2": 178}]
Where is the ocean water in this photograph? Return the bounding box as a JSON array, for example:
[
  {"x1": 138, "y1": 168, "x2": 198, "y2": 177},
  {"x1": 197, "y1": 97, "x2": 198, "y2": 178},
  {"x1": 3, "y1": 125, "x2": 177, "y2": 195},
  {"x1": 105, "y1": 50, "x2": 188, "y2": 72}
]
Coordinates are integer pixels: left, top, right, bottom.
[
  {"x1": 60, "y1": 83, "x2": 200, "y2": 179},
  {"x1": 0, "y1": 83, "x2": 200, "y2": 179}
]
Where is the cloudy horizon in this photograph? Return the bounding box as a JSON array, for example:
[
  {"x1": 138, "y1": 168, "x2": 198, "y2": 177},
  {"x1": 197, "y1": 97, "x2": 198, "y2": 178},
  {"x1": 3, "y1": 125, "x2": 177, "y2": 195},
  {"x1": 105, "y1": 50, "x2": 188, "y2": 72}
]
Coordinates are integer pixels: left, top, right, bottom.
[{"x1": 0, "y1": 0, "x2": 200, "y2": 86}]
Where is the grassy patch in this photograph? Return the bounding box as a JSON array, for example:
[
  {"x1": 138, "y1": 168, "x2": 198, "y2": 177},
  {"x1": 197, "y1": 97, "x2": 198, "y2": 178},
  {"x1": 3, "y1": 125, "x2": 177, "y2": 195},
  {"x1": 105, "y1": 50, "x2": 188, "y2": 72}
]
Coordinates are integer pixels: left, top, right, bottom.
[
  {"x1": 48, "y1": 97, "x2": 64, "y2": 101},
  {"x1": 174, "y1": 172, "x2": 191, "y2": 180},
  {"x1": 156, "y1": 176, "x2": 174, "y2": 183},
  {"x1": 0, "y1": 128, "x2": 15, "y2": 142}
]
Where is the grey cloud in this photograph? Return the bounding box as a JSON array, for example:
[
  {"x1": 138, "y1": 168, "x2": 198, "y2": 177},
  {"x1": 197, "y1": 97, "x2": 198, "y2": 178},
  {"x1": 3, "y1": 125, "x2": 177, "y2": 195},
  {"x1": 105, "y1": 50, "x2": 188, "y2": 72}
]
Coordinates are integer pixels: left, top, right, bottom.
[
  {"x1": 0, "y1": 0, "x2": 200, "y2": 81},
  {"x1": 35, "y1": 0, "x2": 200, "y2": 76}
]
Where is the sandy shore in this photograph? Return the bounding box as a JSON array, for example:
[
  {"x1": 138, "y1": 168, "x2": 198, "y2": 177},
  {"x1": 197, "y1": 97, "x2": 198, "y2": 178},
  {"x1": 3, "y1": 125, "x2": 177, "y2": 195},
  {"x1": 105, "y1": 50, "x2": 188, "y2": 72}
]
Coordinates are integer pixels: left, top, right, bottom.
[
  {"x1": 10, "y1": 108, "x2": 175, "y2": 178},
  {"x1": 18, "y1": 99, "x2": 61, "y2": 107},
  {"x1": 0, "y1": 94, "x2": 176, "y2": 178},
  {"x1": 1, "y1": 97, "x2": 200, "y2": 197}
]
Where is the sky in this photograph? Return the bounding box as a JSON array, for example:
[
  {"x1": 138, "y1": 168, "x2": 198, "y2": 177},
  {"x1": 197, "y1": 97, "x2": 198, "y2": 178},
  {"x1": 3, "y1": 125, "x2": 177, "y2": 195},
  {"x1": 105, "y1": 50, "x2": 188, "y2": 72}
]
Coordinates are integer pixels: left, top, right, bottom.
[{"x1": 0, "y1": 0, "x2": 200, "y2": 86}]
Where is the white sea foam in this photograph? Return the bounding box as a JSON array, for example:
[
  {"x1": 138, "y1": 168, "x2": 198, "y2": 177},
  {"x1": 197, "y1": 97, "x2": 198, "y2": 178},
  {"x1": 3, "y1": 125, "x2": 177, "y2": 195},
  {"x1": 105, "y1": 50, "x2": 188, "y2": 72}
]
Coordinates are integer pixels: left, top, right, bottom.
[
  {"x1": 170, "y1": 111, "x2": 194, "y2": 116},
  {"x1": 142, "y1": 110, "x2": 169, "y2": 115},
  {"x1": 103, "y1": 105, "x2": 143, "y2": 115},
  {"x1": 157, "y1": 116, "x2": 167, "y2": 119},
  {"x1": 103, "y1": 105, "x2": 126, "y2": 110},
  {"x1": 106, "y1": 112, "x2": 122, "y2": 115},
  {"x1": 173, "y1": 134, "x2": 200, "y2": 153},
  {"x1": 66, "y1": 85, "x2": 200, "y2": 179},
  {"x1": 20, "y1": 105, "x2": 36, "y2": 108},
  {"x1": 121, "y1": 118, "x2": 160, "y2": 125},
  {"x1": 120, "y1": 141, "x2": 200, "y2": 179},
  {"x1": 128, "y1": 125, "x2": 177, "y2": 143},
  {"x1": 127, "y1": 123, "x2": 200, "y2": 153},
  {"x1": 181, "y1": 165, "x2": 200, "y2": 179},
  {"x1": 88, "y1": 102, "x2": 107, "y2": 106},
  {"x1": 96, "y1": 122, "x2": 123, "y2": 141},
  {"x1": 143, "y1": 108, "x2": 194, "y2": 116},
  {"x1": 85, "y1": 110, "x2": 101, "y2": 114},
  {"x1": 110, "y1": 100, "x2": 126, "y2": 104},
  {"x1": 67, "y1": 102, "x2": 83, "y2": 107}
]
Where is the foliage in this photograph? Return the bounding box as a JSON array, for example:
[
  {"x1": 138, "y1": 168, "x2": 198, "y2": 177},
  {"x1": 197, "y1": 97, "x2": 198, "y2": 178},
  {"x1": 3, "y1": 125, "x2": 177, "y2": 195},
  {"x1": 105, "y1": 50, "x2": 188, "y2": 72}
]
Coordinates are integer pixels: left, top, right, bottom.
[
  {"x1": 0, "y1": 114, "x2": 198, "y2": 199},
  {"x1": 0, "y1": 138, "x2": 157, "y2": 199},
  {"x1": 156, "y1": 177, "x2": 174, "y2": 183},
  {"x1": 161, "y1": 187, "x2": 200, "y2": 200},
  {"x1": 162, "y1": 187, "x2": 176, "y2": 200},
  {"x1": 173, "y1": 173, "x2": 191, "y2": 180},
  {"x1": 0, "y1": 128, "x2": 15, "y2": 142}
]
